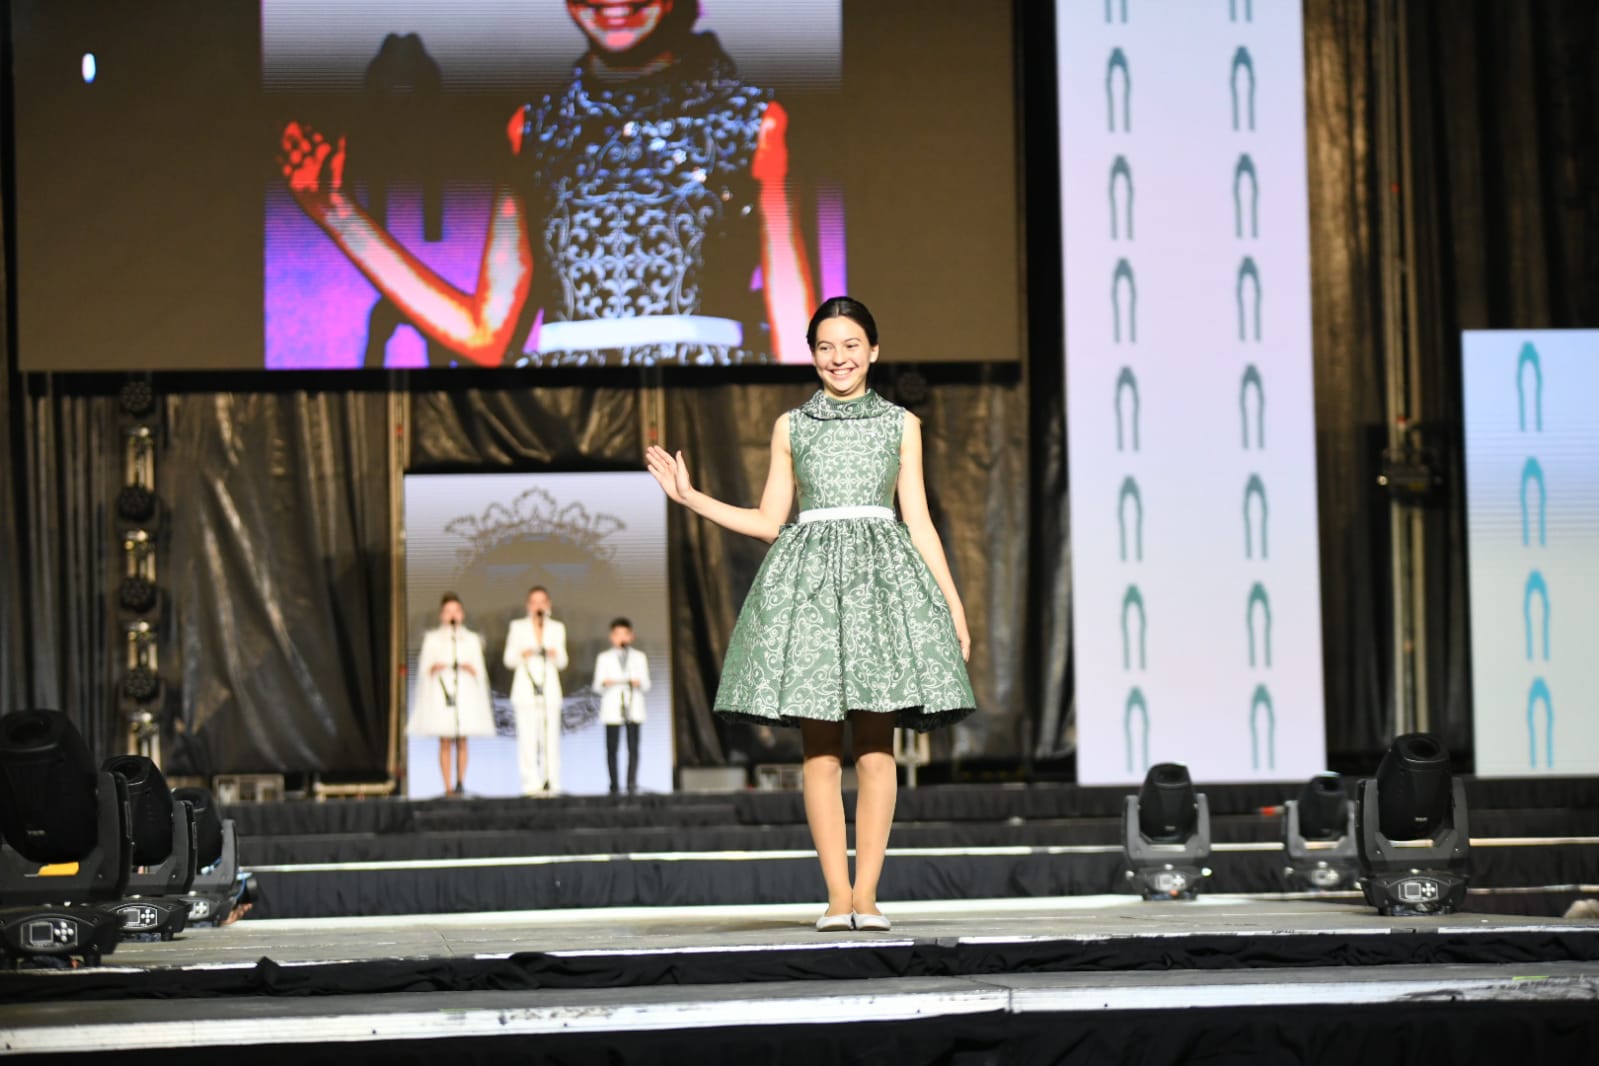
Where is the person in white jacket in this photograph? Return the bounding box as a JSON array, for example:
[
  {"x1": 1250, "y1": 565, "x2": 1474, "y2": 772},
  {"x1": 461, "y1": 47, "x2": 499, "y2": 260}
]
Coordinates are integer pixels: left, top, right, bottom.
[
  {"x1": 503, "y1": 586, "x2": 568, "y2": 794},
  {"x1": 592, "y1": 617, "x2": 652, "y2": 795},
  {"x1": 408, "y1": 593, "x2": 495, "y2": 796}
]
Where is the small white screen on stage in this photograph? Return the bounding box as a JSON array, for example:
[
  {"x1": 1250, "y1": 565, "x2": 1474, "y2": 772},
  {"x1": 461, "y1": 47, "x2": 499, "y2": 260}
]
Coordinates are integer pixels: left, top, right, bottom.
[
  {"x1": 1057, "y1": 0, "x2": 1327, "y2": 784},
  {"x1": 402, "y1": 471, "x2": 671, "y2": 797},
  {"x1": 1463, "y1": 330, "x2": 1599, "y2": 777}
]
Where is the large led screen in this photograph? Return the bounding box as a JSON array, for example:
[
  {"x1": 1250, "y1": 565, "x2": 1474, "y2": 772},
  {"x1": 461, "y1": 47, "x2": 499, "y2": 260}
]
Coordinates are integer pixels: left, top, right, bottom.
[
  {"x1": 11, "y1": 0, "x2": 1020, "y2": 371},
  {"x1": 1057, "y1": 0, "x2": 1326, "y2": 784},
  {"x1": 1463, "y1": 330, "x2": 1599, "y2": 777}
]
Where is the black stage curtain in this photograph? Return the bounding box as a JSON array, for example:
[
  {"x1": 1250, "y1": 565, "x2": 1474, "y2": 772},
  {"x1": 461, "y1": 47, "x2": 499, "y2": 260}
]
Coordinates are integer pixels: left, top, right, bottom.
[
  {"x1": 4, "y1": 2, "x2": 1598, "y2": 771},
  {"x1": 163, "y1": 392, "x2": 391, "y2": 775}
]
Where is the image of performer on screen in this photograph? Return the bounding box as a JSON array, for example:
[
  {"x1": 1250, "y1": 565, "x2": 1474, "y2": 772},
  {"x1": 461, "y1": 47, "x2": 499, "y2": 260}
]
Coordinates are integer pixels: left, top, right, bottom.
[
  {"x1": 592, "y1": 617, "x2": 652, "y2": 795},
  {"x1": 278, "y1": 0, "x2": 815, "y2": 368},
  {"x1": 504, "y1": 586, "x2": 569, "y2": 794},
  {"x1": 408, "y1": 593, "x2": 496, "y2": 797}
]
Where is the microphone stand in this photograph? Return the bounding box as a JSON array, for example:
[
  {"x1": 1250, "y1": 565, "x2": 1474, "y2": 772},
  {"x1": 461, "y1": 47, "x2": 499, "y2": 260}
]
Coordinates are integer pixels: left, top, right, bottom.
[{"x1": 449, "y1": 621, "x2": 461, "y2": 741}]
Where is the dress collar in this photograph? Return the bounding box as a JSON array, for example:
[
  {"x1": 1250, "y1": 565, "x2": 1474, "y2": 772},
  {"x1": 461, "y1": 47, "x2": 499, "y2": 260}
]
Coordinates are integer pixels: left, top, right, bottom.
[{"x1": 798, "y1": 389, "x2": 892, "y2": 421}]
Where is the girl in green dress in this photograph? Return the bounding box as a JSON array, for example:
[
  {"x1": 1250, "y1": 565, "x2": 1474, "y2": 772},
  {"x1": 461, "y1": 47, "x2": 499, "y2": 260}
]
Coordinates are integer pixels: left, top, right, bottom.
[{"x1": 646, "y1": 296, "x2": 975, "y2": 932}]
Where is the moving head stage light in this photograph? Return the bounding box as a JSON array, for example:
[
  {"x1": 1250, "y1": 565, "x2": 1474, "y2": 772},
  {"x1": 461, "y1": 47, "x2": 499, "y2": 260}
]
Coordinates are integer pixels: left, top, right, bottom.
[
  {"x1": 0, "y1": 710, "x2": 128, "y2": 965},
  {"x1": 1122, "y1": 762, "x2": 1212, "y2": 900},
  {"x1": 1283, "y1": 773, "x2": 1358, "y2": 891},
  {"x1": 1356, "y1": 733, "x2": 1471, "y2": 916}
]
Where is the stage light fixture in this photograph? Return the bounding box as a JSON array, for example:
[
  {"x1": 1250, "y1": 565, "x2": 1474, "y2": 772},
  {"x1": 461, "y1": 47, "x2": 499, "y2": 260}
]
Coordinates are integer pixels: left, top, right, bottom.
[
  {"x1": 102, "y1": 755, "x2": 193, "y2": 940},
  {"x1": 1282, "y1": 773, "x2": 1358, "y2": 891},
  {"x1": 0, "y1": 710, "x2": 133, "y2": 965},
  {"x1": 1122, "y1": 762, "x2": 1212, "y2": 900},
  {"x1": 1355, "y1": 733, "x2": 1470, "y2": 916},
  {"x1": 171, "y1": 787, "x2": 248, "y2": 925}
]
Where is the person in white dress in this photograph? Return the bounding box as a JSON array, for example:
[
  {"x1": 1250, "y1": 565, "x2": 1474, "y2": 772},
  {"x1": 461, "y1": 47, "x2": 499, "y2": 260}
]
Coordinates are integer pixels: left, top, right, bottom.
[
  {"x1": 503, "y1": 586, "x2": 568, "y2": 794},
  {"x1": 408, "y1": 593, "x2": 495, "y2": 796},
  {"x1": 592, "y1": 618, "x2": 652, "y2": 795}
]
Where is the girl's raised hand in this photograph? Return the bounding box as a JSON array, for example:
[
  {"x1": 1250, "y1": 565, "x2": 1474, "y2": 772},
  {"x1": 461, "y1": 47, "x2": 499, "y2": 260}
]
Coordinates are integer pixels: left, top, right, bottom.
[
  {"x1": 645, "y1": 445, "x2": 696, "y2": 505},
  {"x1": 279, "y1": 121, "x2": 346, "y2": 212}
]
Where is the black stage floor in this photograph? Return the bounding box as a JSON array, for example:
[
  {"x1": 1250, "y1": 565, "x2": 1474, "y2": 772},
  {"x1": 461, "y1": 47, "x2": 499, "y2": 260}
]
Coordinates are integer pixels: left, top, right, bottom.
[{"x1": 3, "y1": 898, "x2": 1598, "y2": 1063}]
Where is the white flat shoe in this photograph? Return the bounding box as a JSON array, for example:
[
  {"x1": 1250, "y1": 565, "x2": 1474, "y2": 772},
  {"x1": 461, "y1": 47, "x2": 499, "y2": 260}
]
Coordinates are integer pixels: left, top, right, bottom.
[
  {"x1": 815, "y1": 912, "x2": 855, "y2": 932},
  {"x1": 852, "y1": 912, "x2": 891, "y2": 932}
]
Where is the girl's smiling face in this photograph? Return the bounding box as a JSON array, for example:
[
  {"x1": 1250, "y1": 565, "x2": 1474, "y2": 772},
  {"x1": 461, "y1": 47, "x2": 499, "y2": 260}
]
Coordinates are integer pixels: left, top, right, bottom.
[{"x1": 810, "y1": 315, "x2": 878, "y2": 399}]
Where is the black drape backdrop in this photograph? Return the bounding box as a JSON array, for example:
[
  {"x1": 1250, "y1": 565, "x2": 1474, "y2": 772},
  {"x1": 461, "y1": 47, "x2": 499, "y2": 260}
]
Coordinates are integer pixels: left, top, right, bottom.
[{"x1": 3, "y1": 1, "x2": 1597, "y2": 773}]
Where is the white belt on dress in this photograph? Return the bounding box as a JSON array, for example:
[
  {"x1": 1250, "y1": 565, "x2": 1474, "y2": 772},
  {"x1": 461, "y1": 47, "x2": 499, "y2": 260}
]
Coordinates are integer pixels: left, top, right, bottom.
[
  {"x1": 797, "y1": 505, "x2": 896, "y2": 524},
  {"x1": 527, "y1": 315, "x2": 743, "y2": 353}
]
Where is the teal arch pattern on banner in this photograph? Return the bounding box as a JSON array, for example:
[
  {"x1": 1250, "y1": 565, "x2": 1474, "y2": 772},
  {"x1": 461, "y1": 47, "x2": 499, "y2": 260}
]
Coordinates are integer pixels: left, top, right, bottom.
[
  {"x1": 1230, "y1": 47, "x2": 1255, "y2": 130},
  {"x1": 1243, "y1": 474, "x2": 1268, "y2": 558},
  {"x1": 1115, "y1": 366, "x2": 1140, "y2": 451},
  {"x1": 1527, "y1": 678, "x2": 1553, "y2": 769},
  {"x1": 1517, "y1": 342, "x2": 1542, "y2": 432},
  {"x1": 1516, "y1": 342, "x2": 1552, "y2": 767},
  {"x1": 1240, "y1": 364, "x2": 1264, "y2": 448},
  {"x1": 1523, "y1": 569, "x2": 1550, "y2": 661},
  {"x1": 1250, "y1": 684, "x2": 1274, "y2": 770},
  {"x1": 1118, "y1": 476, "x2": 1142, "y2": 561},
  {"x1": 1520, "y1": 456, "x2": 1546, "y2": 547},
  {"x1": 1233, "y1": 154, "x2": 1258, "y2": 239},
  {"x1": 1106, "y1": 48, "x2": 1131, "y2": 132},
  {"x1": 1106, "y1": 19, "x2": 1145, "y2": 774},
  {"x1": 1125, "y1": 687, "x2": 1148, "y2": 774},
  {"x1": 1121, "y1": 584, "x2": 1147, "y2": 669},
  {"x1": 1247, "y1": 582, "x2": 1272, "y2": 668},
  {"x1": 1231, "y1": 16, "x2": 1272, "y2": 771},
  {"x1": 1236, "y1": 256, "x2": 1261, "y2": 341},
  {"x1": 1110, "y1": 156, "x2": 1134, "y2": 239},
  {"x1": 1112, "y1": 259, "x2": 1137, "y2": 342}
]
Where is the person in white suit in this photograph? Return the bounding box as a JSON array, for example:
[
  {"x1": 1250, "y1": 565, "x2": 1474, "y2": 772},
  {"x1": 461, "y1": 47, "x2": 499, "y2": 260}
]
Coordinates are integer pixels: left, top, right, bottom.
[
  {"x1": 592, "y1": 617, "x2": 652, "y2": 795},
  {"x1": 408, "y1": 593, "x2": 495, "y2": 796},
  {"x1": 503, "y1": 586, "x2": 568, "y2": 794}
]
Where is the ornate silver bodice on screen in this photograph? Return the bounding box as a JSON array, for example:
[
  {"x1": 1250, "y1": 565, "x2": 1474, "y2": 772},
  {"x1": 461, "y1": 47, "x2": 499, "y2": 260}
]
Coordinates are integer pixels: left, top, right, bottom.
[{"x1": 515, "y1": 35, "x2": 770, "y2": 367}]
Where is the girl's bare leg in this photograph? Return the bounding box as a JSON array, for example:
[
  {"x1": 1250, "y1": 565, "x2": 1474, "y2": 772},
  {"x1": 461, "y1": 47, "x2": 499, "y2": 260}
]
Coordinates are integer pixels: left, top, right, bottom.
[
  {"x1": 455, "y1": 738, "x2": 469, "y2": 792},
  {"x1": 437, "y1": 738, "x2": 454, "y2": 792},
  {"x1": 800, "y1": 718, "x2": 852, "y2": 915},
  {"x1": 849, "y1": 710, "x2": 899, "y2": 915}
]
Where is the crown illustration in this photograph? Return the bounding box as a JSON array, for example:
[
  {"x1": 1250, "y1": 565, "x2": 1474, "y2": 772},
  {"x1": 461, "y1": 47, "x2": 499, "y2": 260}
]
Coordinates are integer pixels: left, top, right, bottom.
[{"x1": 444, "y1": 487, "x2": 626, "y2": 566}]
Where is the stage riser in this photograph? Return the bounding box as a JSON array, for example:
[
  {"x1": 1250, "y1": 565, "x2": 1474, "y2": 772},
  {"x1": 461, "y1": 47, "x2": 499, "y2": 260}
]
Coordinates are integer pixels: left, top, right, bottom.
[
  {"x1": 246, "y1": 846, "x2": 1599, "y2": 920},
  {"x1": 237, "y1": 808, "x2": 1599, "y2": 866},
  {"x1": 219, "y1": 778, "x2": 1599, "y2": 838}
]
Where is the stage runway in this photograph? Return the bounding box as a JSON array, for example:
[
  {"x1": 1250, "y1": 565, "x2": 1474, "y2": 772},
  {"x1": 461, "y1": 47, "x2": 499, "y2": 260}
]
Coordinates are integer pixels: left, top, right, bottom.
[{"x1": 4, "y1": 896, "x2": 1598, "y2": 1058}]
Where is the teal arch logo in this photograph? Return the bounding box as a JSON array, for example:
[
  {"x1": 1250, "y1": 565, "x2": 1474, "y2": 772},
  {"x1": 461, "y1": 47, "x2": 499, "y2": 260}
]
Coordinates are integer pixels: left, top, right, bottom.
[
  {"x1": 1121, "y1": 584, "x2": 1147, "y2": 669},
  {"x1": 1110, "y1": 155, "x2": 1134, "y2": 239},
  {"x1": 1231, "y1": 0, "x2": 1253, "y2": 22},
  {"x1": 1112, "y1": 259, "x2": 1137, "y2": 342},
  {"x1": 1517, "y1": 342, "x2": 1542, "y2": 432},
  {"x1": 1115, "y1": 366, "x2": 1140, "y2": 451},
  {"x1": 1233, "y1": 154, "x2": 1258, "y2": 238},
  {"x1": 1243, "y1": 474, "x2": 1268, "y2": 558},
  {"x1": 1250, "y1": 684, "x2": 1274, "y2": 770},
  {"x1": 1118, "y1": 476, "x2": 1143, "y2": 561},
  {"x1": 1230, "y1": 47, "x2": 1256, "y2": 131},
  {"x1": 1104, "y1": 0, "x2": 1127, "y2": 25},
  {"x1": 1236, "y1": 257, "x2": 1261, "y2": 340},
  {"x1": 1106, "y1": 48, "x2": 1131, "y2": 132},
  {"x1": 1240, "y1": 365, "x2": 1265, "y2": 449},
  {"x1": 1527, "y1": 678, "x2": 1553, "y2": 769},
  {"x1": 1247, "y1": 582, "x2": 1272, "y2": 667},
  {"x1": 1523, "y1": 569, "x2": 1550, "y2": 661},
  {"x1": 1125, "y1": 687, "x2": 1149, "y2": 774},
  {"x1": 1520, "y1": 457, "x2": 1546, "y2": 547}
]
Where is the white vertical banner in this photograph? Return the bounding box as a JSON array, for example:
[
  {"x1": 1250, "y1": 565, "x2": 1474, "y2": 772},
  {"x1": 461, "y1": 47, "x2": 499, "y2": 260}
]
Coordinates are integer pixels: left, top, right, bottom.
[
  {"x1": 1058, "y1": 0, "x2": 1326, "y2": 784},
  {"x1": 1464, "y1": 330, "x2": 1599, "y2": 776}
]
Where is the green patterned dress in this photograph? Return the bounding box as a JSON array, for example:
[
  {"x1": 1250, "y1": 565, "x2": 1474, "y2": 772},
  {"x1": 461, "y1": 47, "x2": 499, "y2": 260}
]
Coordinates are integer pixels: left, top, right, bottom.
[{"x1": 715, "y1": 390, "x2": 976, "y2": 730}]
